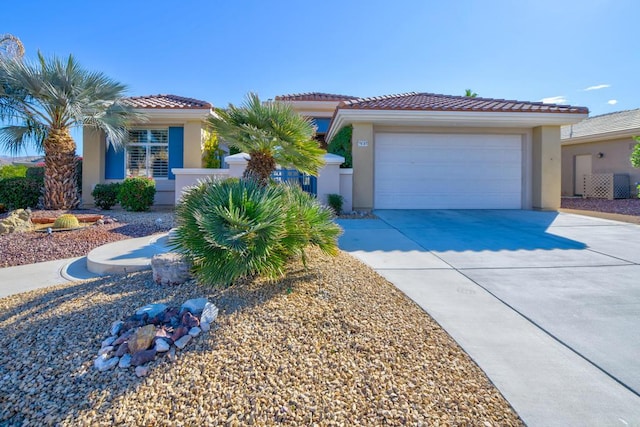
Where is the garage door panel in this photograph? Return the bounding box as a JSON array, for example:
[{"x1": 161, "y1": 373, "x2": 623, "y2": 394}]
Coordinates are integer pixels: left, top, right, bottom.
[{"x1": 374, "y1": 133, "x2": 522, "y2": 209}]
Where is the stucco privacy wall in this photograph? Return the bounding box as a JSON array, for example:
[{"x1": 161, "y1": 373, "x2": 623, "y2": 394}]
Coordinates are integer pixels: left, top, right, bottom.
[
  {"x1": 351, "y1": 123, "x2": 374, "y2": 210},
  {"x1": 561, "y1": 137, "x2": 640, "y2": 196},
  {"x1": 532, "y1": 126, "x2": 561, "y2": 210}
]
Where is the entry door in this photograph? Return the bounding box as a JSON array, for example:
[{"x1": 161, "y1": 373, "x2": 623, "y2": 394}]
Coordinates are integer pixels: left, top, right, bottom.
[{"x1": 574, "y1": 154, "x2": 592, "y2": 196}]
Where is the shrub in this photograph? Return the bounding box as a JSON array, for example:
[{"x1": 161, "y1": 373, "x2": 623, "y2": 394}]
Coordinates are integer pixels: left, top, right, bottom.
[
  {"x1": 117, "y1": 177, "x2": 156, "y2": 211},
  {"x1": 327, "y1": 193, "x2": 343, "y2": 216},
  {"x1": 172, "y1": 178, "x2": 342, "y2": 286},
  {"x1": 0, "y1": 164, "x2": 27, "y2": 180},
  {"x1": 0, "y1": 177, "x2": 42, "y2": 209},
  {"x1": 327, "y1": 125, "x2": 353, "y2": 168},
  {"x1": 53, "y1": 214, "x2": 80, "y2": 229},
  {"x1": 91, "y1": 183, "x2": 121, "y2": 210},
  {"x1": 25, "y1": 166, "x2": 44, "y2": 182},
  {"x1": 202, "y1": 130, "x2": 224, "y2": 169}
]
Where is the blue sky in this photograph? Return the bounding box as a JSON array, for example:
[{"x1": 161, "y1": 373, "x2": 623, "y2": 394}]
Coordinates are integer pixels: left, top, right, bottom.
[{"x1": 2, "y1": 0, "x2": 638, "y2": 156}]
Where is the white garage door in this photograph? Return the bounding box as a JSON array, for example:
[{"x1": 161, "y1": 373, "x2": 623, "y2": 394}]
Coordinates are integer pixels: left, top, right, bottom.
[{"x1": 374, "y1": 133, "x2": 522, "y2": 209}]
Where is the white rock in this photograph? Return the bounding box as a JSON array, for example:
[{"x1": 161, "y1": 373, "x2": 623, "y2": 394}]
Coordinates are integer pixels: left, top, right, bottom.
[
  {"x1": 94, "y1": 354, "x2": 119, "y2": 372},
  {"x1": 174, "y1": 334, "x2": 192, "y2": 349},
  {"x1": 167, "y1": 347, "x2": 177, "y2": 362},
  {"x1": 200, "y1": 322, "x2": 211, "y2": 332},
  {"x1": 101, "y1": 336, "x2": 116, "y2": 348},
  {"x1": 154, "y1": 338, "x2": 171, "y2": 353},
  {"x1": 180, "y1": 298, "x2": 207, "y2": 315},
  {"x1": 98, "y1": 345, "x2": 114, "y2": 356},
  {"x1": 118, "y1": 354, "x2": 132, "y2": 369},
  {"x1": 135, "y1": 365, "x2": 149, "y2": 377},
  {"x1": 110, "y1": 321, "x2": 124, "y2": 336},
  {"x1": 201, "y1": 302, "x2": 218, "y2": 324},
  {"x1": 188, "y1": 327, "x2": 201, "y2": 337},
  {"x1": 151, "y1": 253, "x2": 192, "y2": 286},
  {"x1": 135, "y1": 303, "x2": 167, "y2": 318}
]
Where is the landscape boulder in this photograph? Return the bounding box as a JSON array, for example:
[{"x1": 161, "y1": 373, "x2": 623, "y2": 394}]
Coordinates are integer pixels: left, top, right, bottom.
[
  {"x1": 151, "y1": 252, "x2": 192, "y2": 285},
  {"x1": 0, "y1": 209, "x2": 32, "y2": 235}
]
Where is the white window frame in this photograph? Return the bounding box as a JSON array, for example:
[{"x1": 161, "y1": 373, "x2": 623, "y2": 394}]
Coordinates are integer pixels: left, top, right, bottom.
[{"x1": 125, "y1": 128, "x2": 169, "y2": 180}]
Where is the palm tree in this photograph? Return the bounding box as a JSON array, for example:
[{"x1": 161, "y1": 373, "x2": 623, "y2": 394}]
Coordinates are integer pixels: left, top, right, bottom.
[
  {"x1": 0, "y1": 53, "x2": 141, "y2": 209},
  {"x1": 207, "y1": 92, "x2": 325, "y2": 184},
  {"x1": 464, "y1": 89, "x2": 478, "y2": 97}
]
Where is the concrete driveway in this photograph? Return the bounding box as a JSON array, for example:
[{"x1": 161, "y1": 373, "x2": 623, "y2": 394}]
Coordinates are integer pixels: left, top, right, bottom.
[{"x1": 337, "y1": 210, "x2": 640, "y2": 427}]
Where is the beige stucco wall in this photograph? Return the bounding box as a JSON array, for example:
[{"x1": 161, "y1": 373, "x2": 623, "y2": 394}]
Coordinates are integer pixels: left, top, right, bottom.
[
  {"x1": 184, "y1": 121, "x2": 204, "y2": 168},
  {"x1": 81, "y1": 128, "x2": 105, "y2": 206},
  {"x1": 561, "y1": 137, "x2": 640, "y2": 196},
  {"x1": 351, "y1": 123, "x2": 374, "y2": 210},
  {"x1": 532, "y1": 126, "x2": 561, "y2": 210}
]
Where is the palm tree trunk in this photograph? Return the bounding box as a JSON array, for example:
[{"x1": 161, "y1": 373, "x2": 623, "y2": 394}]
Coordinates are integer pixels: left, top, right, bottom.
[
  {"x1": 244, "y1": 150, "x2": 276, "y2": 185},
  {"x1": 43, "y1": 128, "x2": 79, "y2": 209}
]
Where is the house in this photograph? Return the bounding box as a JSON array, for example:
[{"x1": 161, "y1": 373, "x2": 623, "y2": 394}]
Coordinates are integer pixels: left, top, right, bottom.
[
  {"x1": 82, "y1": 95, "x2": 213, "y2": 205},
  {"x1": 561, "y1": 109, "x2": 640, "y2": 197},
  {"x1": 325, "y1": 92, "x2": 588, "y2": 210}
]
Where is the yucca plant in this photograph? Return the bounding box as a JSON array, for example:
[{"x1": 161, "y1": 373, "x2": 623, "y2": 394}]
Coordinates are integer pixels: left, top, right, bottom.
[{"x1": 172, "y1": 178, "x2": 342, "y2": 287}]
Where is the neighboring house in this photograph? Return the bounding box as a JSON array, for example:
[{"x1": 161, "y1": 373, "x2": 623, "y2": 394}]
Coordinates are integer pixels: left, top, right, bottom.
[
  {"x1": 561, "y1": 109, "x2": 640, "y2": 197},
  {"x1": 274, "y1": 92, "x2": 358, "y2": 147},
  {"x1": 325, "y1": 92, "x2": 588, "y2": 210},
  {"x1": 82, "y1": 95, "x2": 213, "y2": 205}
]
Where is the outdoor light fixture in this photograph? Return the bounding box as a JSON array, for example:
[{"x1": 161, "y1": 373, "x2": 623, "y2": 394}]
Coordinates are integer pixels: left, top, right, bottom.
[{"x1": 597, "y1": 152, "x2": 604, "y2": 158}]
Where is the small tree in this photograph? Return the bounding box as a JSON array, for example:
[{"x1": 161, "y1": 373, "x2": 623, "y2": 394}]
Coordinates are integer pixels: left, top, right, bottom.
[
  {"x1": 631, "y1": 136, "x2": 640, "y2": 168},
  {"x1": 327, "y1": 125, "x2": 353, "y2": 168},
  {"x1": 202, "y1": 129, "x2": 224, "y2": 168}
]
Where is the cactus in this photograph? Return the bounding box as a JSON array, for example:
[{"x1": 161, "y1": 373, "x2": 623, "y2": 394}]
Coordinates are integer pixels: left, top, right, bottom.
[{"x1": 53, "y1": 214, "x2": 80, "y2": 229}]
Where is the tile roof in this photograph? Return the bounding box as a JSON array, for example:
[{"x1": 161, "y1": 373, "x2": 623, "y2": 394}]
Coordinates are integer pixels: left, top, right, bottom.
[
  {"x1": 338, "y1": 92, "x2": 589, "y2": 114},
  {"x1": 561, "y1": 109, "x2": 640, "y2": 139},
  {"x1": 122, "y1": 94, "x2": 212, "y2": 109},
  {"x1": 274, "y1": 92, "x2": 359, "y2": 102}
]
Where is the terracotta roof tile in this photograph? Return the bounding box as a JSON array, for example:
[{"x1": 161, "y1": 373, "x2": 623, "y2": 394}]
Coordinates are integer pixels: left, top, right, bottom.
[
  {"x1": 561, "y1": 109, "x2": 640, "y2": 139},
  {"x1": 338, "y1": 92, "x2": 588, "y2": 114},
  {"x1": 123, "y1": 94, "x2": 212, "y2": 109},
  {"x1": 274, "y1": 92, "x2": 359, "y2": 102}
]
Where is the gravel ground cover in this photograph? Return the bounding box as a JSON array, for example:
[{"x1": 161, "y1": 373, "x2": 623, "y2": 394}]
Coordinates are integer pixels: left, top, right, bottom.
[
  {"x1": 561, "y1": 197, "x2": 640, "y2": 216},
  {"x1": 0, "y1": 248, "x2": 522, "y2": 426},
  {"x1": 0, "y1": 209, "x2": 174, "y2": 268}
]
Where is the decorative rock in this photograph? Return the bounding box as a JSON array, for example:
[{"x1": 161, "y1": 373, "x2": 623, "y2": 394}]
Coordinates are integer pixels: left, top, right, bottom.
[
  {"x1": 101, "y1": 336, "x2": 116, "y2": 348},
  {"x1": 135, "y1": 365, "x2": 150, "y2": 377},
  {"x1": 181, "y1": 311, "x2": 199, "y2": 328},
  {"x1": 131, "y1": 349, "x2": 156, "y2": 366},
  {"x1": 113, "y1": 329, "x2": 134, "y2": 346},
  {"x1": 154, "y1": 218, "x2": 163, "y2": 226},
  {"x1": 115, "y1": 342, "x2": 129, "y2": 357},
  {"x1": 201, "y1": 302, "x2": 219, "y2": 325},
  {"x1": 167, "y1": 346, "x2": 177, "y2": 362},
  {"x1": 118, "y1": 354, "x2": 132, "y2": 369},
  {"x1": 128, "y1": 324, "x2": 157, "y2": 354},
  {"x1": 110, "y1": 321, "x2": 124, "y2": 336},
  {"x1": 98, "y1": 346, "x2": 114, "y2": 356},
  {"x1": 151, "y1": 252, "x2": 191, "y2": 285},
  {"x1": 135, "y1": 303, "x2": 167, "y2": 319},
  {"x1": 103, "y1": 218, "x2": 113, "y2": 224},
  {"x1": 170, "y1": 326, "x2": 188, "y2": 342},
  {"x1": 154, "y1": 338, "x2": 171, "y2": 353},
  {"x1": 155, "y1": 327, "x2": 172, "y2": 341},
  {"x1": 180, "y1": 298, "x2": 207, "y2": 315},
  {"x1": 94, "y1": 354, "x2": 119, "y2": 372},
  {"x1": 95, "y1": 218, "x2": 104, "y2": 226},
  {"x1": 0, "y1": 209, "x2": 32, "y2": 235},
  {"x1": 174, "y1": 335, "x2": 192, "y2": 350},
  {"x1": 188, "y1": 327, "x2": 201, "y2": 338},
  {"x1": 200, "y1": 322, "x2": 211, "y2": 332}
]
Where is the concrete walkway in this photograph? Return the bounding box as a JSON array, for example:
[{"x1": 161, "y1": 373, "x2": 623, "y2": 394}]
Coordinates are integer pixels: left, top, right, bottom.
[{"x1": 338, "y1": 210, "x2": 640, "y2": 427}]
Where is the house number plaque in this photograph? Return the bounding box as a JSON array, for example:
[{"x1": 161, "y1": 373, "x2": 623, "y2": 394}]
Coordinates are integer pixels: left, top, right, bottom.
[{"x1": 357, "y1": 140, "x2": 368, "y2": 147}]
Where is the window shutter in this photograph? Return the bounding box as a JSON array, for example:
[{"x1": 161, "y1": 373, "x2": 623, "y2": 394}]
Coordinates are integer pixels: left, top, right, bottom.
[
  {"x1": 168, "y1": 127, "x2": 184, "y2": 180},
  {"x1": 105, "y1": 143, "x2": 125, "y2": 179}
]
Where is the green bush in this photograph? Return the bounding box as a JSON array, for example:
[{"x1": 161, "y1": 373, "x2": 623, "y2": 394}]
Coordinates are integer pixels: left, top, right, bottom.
[
  {"x1": 327, "y1": 193, "x2": 343, "y2": 216},
  {"x1": 327, "y1": 125, "x2": 353, "y2": 168},
  {"x1": 0, "y1": 164, "x2": 27, "y2": 180},
  {"x1": 0, "y1": 177, "x2": 42, "y2": 209},
  {"x1": 25, "y1": 166, "x2": 44, "y2": 182},
  {"x1": 91, "y1": 183, "x2": 121, "y2": 210},
  {"x1": 172, "y1": 178, "x2": 342, "y2": 286},
  {"x1": 117, "y1": 177, "x2": 156, "y2": 211}
]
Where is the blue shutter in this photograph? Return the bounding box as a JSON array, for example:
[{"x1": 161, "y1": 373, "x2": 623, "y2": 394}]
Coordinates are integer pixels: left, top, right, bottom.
[
  {"x1": 168, "y1": 127, "x2": 184, "y2": 180},
  {"x1": 105, "y1": 144, "x2": 125, "y2": 179},
  {"x1": 311, "y1": 118, "x2": 331, "y2": 133}
]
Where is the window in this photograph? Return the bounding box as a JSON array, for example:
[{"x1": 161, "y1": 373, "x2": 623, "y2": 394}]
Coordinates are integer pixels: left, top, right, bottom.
[{"x1": 126, "y1": 129, "x2": 169, "y2": 178}]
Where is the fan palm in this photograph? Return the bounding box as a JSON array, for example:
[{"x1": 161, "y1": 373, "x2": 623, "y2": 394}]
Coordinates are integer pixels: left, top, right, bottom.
[
  {"x1": 0, "y1": 53, "x2": 141, "y2": 209},
  {"x1": 0, "y1": 34, "x2": 25, "y2": 60},
  {"x1": 207, "y1": 92, "x2": 325, "y2": 185}
]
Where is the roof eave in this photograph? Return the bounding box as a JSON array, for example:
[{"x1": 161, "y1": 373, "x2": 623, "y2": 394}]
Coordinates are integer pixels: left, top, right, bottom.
[
  {"x1": 133, "y1": 108, "x2": 214, "y2": 122},
  {"x1": 327, "y1": 109, "x2": 588, "y2": 140},
  {"x1": 561, "y1": 128, "x2": 640, "y2": 145}
]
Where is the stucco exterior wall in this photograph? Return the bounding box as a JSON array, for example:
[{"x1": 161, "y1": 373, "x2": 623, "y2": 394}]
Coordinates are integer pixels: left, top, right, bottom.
[
  {"x1": 351, "y1": 123, "x2": 374, "y2": 210},
  {"x1": 561, "y1": 137, "x2": 640, "y2": 196},
  {"x1": 532, "y1": 126, "x2": 561, "y2": 210},
  {"x1": 81, "y1": 127, "x2": 105, "y2": 206},
  {"x1": 183, "y1": 121, "x2": 204, "y2": 168}
]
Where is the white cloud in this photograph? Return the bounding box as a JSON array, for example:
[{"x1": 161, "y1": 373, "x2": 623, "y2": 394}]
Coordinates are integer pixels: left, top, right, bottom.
[
  {"x1": 584, "y1": 84, "x2": 611, "y2": 91},
  {"x1": 540, "y1": 96, "x2": 567, "y2": 104},
  {"x1": 607, "y1": 99, "x2": 618, "y2": 105}
]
